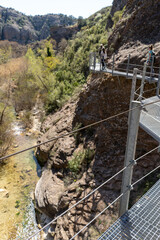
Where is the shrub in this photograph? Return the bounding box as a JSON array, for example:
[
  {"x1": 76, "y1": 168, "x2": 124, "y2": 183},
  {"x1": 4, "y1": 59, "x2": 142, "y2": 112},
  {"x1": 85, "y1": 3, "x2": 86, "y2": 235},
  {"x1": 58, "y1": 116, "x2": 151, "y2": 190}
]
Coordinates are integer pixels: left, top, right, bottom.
[
  {"x1": 68, "y1": 151, "x2": 85, "y2": 173},
  {"x1": 68, "y1": 148, "x2": 95, "y2": 174},
  {"x1": 112, "y1": 6, "x2": 126, "y2": 28},
  {"x1": 0, "y1": 105, "x2": 14, "y2": 158},
  {"x1": 21, "y1": 111, "x2": 32, "y2": 128}
]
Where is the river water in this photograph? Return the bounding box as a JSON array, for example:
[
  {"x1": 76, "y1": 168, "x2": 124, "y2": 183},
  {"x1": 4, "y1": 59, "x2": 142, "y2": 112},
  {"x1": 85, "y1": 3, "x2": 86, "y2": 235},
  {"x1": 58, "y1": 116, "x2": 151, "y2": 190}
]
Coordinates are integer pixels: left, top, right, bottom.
[{"x1": 0, "y1": 121, "x2": 41, "y2": 240}]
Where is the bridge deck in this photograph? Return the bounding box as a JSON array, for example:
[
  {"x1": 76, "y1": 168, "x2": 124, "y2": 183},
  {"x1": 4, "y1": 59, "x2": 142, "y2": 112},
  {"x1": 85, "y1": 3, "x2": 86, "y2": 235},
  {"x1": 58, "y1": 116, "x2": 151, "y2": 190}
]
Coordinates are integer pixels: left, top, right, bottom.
[
  {"x1": 98, "y1": 179, "x2": 160, "y2": 240},
  {"x1": 90, "y1": 65, "x2": 158, "y2": 83},
  {"x1": 140, "y1": 96, "x2": 160, "y2": 142}
]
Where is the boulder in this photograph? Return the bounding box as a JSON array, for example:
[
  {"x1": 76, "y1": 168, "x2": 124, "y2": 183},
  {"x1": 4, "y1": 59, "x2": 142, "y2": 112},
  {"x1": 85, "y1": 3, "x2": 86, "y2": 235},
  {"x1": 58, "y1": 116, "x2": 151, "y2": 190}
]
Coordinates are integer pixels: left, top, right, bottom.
[
  {"x1": 35, "y1": 169, "x2": 64, "y2": 217},
  {"x1": 3, "y1": 24, "x2": 20, "y2": 41},
  {"x1": 0, "y1": 189, "x2": 9, "y2": 198}
]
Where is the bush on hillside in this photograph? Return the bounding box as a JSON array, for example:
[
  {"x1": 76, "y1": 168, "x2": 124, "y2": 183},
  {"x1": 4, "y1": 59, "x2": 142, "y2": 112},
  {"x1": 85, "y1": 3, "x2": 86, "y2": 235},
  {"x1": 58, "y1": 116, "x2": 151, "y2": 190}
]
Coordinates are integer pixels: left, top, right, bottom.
[
  {"x1": 0, "y1": 104, "x2": 14, "y2": 158},
  {"x1": 112, "y1": 6, "x2": 126, "y2": 28}
]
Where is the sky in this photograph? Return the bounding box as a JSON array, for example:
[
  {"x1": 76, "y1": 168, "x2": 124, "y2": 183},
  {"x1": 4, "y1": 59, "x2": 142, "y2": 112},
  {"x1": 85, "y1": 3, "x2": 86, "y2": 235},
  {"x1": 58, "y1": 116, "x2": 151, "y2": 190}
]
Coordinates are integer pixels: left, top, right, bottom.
[{"x1": 0, "y1": 0, "x2": 113, "y2": 18}]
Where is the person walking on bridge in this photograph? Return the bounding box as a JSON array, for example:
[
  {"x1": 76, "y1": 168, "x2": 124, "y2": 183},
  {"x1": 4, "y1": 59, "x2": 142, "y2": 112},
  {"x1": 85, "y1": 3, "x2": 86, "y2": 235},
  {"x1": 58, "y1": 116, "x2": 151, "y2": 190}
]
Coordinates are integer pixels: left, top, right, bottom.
[
  {"x1": 146, "y1": 45, "x2": 154, "y2": 65},
  {"x1": 146, "y1": 45, "x2": 155, "y2": 78},
  {"x1": 99, "y1": 44, "x2": 106, "y2": 70}
]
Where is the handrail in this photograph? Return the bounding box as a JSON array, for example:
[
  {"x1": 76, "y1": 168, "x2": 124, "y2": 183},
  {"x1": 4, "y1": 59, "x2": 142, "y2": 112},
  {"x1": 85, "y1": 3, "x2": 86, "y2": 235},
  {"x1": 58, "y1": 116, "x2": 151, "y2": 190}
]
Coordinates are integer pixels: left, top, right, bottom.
[{"x1": 89, "y1": 52, "x2": 160, "y2": 73}]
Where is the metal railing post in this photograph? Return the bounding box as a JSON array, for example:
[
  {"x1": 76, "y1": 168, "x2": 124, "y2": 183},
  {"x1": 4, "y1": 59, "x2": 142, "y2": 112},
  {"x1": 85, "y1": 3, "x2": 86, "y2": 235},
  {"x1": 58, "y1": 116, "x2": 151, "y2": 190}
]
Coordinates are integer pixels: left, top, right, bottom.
[
  {"x1": 158, "y1": 144, "x2": 160, "y2": 153},
  {"x1": 139, "y1": 63, "x2": 147, "y2": 101},
  {"x1": 100, "y1": 54, "x2": 102, "y2": 71},
  {"x1": 112, "y1": 53, "x2": 115, "y2": 76},
  {"x1": 119, "y1": 100, "x2": 141, "y2": 217},
  {"x1": 93, "y1": 52, "x2": 96, "y2": 71},
  {"x1": 128, "y1": 68, "x2": 138, "y2": 125},
  {"x1": 126, "y1": 54, "x2": 130, "y2": 78},
  {"x1": 156, "y1": 66, "x2": 160, "y2": 97},
  {"x1": 89, "y1": 53, "x2": 91, "y2": 70}
]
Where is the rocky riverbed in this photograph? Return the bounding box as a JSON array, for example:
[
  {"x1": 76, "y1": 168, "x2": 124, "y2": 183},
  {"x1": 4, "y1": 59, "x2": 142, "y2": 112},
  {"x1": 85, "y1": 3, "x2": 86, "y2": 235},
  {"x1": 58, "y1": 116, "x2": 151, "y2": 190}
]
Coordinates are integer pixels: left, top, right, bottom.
[{"x1": 0, "y1": 120, "x2": 41, "y2": 240}]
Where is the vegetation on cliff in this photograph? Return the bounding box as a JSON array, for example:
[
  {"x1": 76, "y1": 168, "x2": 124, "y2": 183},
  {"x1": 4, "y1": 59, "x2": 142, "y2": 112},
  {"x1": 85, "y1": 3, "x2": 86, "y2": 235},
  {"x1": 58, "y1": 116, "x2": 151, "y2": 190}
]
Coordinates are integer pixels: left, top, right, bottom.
[
  {"x1": 0, "y1": 41, "x2": 27, "y2": 157},
  {"x1": 49, "y1": 6, "x2": 111, "y2": 111}
]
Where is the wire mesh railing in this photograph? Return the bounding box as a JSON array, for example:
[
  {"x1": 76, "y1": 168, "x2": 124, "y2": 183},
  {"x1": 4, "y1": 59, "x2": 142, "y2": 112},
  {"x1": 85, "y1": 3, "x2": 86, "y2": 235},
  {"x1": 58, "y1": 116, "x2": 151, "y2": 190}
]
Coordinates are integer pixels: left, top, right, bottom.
[{"x1": 70, "y1": 165, "x2": 160, "y2": 240}]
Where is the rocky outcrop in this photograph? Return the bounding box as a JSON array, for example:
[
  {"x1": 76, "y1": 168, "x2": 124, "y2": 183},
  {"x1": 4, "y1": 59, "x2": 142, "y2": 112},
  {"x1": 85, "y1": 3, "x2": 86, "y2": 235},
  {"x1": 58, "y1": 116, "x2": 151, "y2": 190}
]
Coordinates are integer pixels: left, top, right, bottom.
[
  {"x1": 106, "y1": 0, "x2": 127, "y2": 29},
  {"x1": 111, "y1": 0, "x2": 128, "y2": 16},
  {"x1": 36, "y1": 100, "x2": 76, "y2": 167},
  {"x1": 35, "y1": 73, "x2": 160, "y2": 239},
  {"x1": 35, "y1": 169, "x2": 64, "y2": 217},
  {"x1": 50, "y1": 25, "x2": 78, "y2": 43},
  {"x1": 0, "y1": 6, "x2": 76, "y2": 44}
]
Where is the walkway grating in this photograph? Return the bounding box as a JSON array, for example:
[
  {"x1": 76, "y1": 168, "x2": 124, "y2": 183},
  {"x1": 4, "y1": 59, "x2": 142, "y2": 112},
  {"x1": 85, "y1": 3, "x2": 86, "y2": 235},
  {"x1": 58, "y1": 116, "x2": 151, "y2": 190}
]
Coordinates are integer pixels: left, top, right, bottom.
[
  {"x1": 98, "y1": 179, "x2": 160, "y2": 240},
  {"x1": 140, "y1": 96, "x2": 160, "y2": 142}
]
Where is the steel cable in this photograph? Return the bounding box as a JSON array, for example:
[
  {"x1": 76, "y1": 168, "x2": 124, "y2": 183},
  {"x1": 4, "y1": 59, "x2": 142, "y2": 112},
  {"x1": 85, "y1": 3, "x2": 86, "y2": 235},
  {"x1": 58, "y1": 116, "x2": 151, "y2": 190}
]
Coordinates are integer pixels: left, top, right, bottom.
[
  {"x1": 132, "y1": 165, "x2": 160, "y2": 187},
  {"x1": 1, "y1": 99, "x2": 160, "y2": 162}
]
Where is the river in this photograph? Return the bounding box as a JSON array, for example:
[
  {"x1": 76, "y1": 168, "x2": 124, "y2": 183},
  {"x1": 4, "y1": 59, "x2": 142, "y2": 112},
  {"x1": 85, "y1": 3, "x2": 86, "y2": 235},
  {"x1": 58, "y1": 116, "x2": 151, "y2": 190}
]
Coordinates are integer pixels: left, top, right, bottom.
[{"x1": 0, "y1": 121, "x2": 41, "y2": 240}]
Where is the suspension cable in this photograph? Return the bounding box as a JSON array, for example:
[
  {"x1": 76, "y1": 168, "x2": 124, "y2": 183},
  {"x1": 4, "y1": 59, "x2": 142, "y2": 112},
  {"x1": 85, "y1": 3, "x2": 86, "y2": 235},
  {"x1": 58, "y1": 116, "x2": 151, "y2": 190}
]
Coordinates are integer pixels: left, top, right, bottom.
[
  {"x1": 1, "y1": 99, "x2": 160, "y2": 162},
  {"x1": 143, "y1": 87, "x2": 157, "y2": 93},
  {"x1": 134, "y1": 82, "x2": 146, "y2": 94},
  {"x1": 132, "y1": 165, "x2": 160, "y2": 187},
  {"x1": 0, "y1": 105, "x2": 141, "y2": 161},
  {"x1": 135, "y1": 145, "x2": 160, "y2": 162}
]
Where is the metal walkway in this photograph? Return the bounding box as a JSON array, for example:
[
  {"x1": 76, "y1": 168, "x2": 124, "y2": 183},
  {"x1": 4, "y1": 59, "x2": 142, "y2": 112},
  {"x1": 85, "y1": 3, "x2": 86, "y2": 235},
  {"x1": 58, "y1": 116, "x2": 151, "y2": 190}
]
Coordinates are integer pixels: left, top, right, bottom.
[
  {"x1": 90, "y1": 64, "x2": 159, "y2": 83},
  {"x1": 140, "y1": 96, "x2": 160, "y2": 142},
  {"x1": 98, "y1": 179, "x2": 160, "y2": 240}
]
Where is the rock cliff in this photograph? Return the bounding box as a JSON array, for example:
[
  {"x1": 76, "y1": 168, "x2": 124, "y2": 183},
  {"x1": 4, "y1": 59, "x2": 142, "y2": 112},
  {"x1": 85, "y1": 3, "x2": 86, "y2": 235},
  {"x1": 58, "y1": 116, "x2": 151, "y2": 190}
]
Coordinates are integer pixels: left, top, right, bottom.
[
  {"x1": 50, "y1": 25, "x2": 78, "y2": 44},
  {"x1": 0, "y1": 6, "x2": 76, "y2": 44},
  {"x1": 111, "y1": 0, "x2": 128, "y2": 16},
  {"x1": 108, "y1": 0, "x2": 160, "y2": 56},
  {"x1": 35, "y1": 73, "x2": 160, "y2": 239}
]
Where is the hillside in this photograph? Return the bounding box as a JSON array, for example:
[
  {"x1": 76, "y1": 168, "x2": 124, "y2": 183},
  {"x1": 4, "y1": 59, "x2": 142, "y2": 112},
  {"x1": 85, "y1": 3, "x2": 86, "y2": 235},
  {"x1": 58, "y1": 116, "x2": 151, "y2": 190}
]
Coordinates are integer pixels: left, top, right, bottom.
[
  {"x1": 107, "y1": 0, "x2": 160, "y2": 65},
  {"x1": 0, "y1": 6, "x2": 76, "y2": 44}
]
